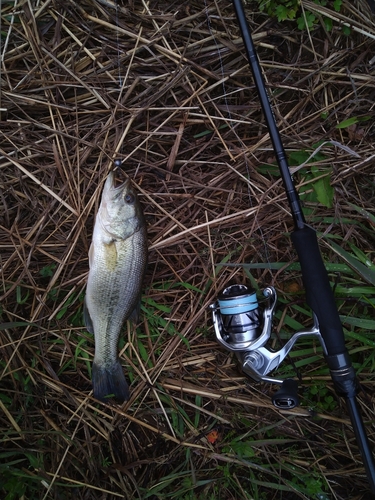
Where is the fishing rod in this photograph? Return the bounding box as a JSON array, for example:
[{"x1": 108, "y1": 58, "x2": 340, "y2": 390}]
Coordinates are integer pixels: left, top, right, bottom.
[{"x1": 210, "y1": 0, "x2": 375, "y2": 492}]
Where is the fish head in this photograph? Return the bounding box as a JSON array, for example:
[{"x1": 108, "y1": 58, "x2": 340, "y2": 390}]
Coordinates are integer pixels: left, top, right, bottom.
[{"x1": 99, "y1": 171, "x2": 145, "y2": 240}]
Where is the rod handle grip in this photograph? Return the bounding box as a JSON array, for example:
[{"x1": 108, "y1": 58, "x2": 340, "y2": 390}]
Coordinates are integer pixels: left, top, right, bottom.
[{"x1": 291, "y1": 226, "x2": 345, "y2": 355}]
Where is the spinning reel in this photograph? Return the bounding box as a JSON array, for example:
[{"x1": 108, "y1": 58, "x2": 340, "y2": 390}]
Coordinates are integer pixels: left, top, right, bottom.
[{"x1": 210, "y1": 284, "x2": 327, "y2": 409}]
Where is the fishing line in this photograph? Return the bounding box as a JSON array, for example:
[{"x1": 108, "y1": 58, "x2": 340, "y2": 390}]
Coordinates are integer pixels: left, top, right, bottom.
[
  {"x1": 112, "y1": 2, "x2": 145, "y2": 162},
  {"x1": 114, "y1": 0, "x2": 123, "y2": 163},
  {"x1": 204, "y1": 2, "x2": 304, "y2": 383},
  {"x1": 203, "y1": 1, "x2": 272, "y2": 272},
  {"x1": 115, "y1": 2, "x2": 122, "y2": 90},
  {"x1": 211, "y1": 1, "x2": 375, "y2": 490},
  {"x1": 112, "y1": 2, "x2": 133, "y2": 179}
]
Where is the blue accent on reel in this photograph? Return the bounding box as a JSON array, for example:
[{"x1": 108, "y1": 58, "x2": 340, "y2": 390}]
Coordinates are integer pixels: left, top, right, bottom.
[
  {"x1": 218, "y1": 291, "x2": 258, "y2": 315},
  {"x1": 216, "y1": 284, "x2": 261, "y2": 339},
  {"x1": 218, "y1": 284, "x2": 259, "y2": 314}
]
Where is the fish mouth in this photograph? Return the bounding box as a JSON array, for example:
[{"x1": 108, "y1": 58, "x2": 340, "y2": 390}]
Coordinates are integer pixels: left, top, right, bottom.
[{"x1": 106, "y1": 171, "x2": 131, "y2": 194}]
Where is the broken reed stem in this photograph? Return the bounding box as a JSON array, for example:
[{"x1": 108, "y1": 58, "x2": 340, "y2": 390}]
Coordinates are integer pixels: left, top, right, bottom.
[{"x1": 1, "y1": 0, "x2": 375, "y2": 497}]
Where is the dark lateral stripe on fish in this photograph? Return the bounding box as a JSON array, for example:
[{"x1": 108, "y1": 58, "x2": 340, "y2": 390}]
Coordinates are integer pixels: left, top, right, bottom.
[{"x1": 92, "y1": 360, "x2": 130, "y2": 402}]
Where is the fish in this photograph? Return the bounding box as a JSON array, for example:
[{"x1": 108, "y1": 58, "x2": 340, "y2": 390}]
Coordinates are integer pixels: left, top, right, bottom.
[{"x1": 84, "y1": 171, "x2": 148, "y2": 402}]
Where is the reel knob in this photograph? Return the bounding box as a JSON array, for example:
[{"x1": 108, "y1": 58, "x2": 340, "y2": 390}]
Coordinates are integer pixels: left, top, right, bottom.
[{"x1": 272, "y1": 378, "x2": 300, "y2": 409}]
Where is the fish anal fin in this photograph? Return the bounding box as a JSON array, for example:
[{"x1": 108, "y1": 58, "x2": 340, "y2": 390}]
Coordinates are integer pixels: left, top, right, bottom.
[
  {"x1": 128, "y1": 301, "x2": 141, "y2": 324},
  {"x1": 92, "y1": 360, "x2": 129, "y2": 402},
  {"x1": 83, "y1": 297, "x2": 94, "y2": 334}
]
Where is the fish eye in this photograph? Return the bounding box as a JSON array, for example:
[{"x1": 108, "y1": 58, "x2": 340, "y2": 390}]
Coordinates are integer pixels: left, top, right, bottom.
[{"x1": 125, "y1": 193, "x2": 135, "y2": 204}]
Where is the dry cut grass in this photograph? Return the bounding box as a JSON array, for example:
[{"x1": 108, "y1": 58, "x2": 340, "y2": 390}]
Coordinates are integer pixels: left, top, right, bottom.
[{"x1": 1, "y1": 0, "x2": 375, "y2": 499}]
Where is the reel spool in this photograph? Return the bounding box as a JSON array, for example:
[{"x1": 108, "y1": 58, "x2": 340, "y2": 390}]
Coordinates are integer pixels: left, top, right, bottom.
[
  {"x1": 217, "y1": 284, "x2": 261, "y2": 346},
  {"x1": 210, "y1": 284, "x2": 324, "y2": 409}
]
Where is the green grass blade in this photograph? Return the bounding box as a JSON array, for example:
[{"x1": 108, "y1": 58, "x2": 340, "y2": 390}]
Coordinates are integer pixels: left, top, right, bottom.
[{"x1": 324, "y1": 240, "x2": 375, "y2": 285}]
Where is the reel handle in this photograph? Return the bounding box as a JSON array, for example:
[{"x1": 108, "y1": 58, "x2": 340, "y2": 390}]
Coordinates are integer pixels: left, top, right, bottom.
[{"x1": 272, "y1": 379, "x2": 300, "y2": 409}]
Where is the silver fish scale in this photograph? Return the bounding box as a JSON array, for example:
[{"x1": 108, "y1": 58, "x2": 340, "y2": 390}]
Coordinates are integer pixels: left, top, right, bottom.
[
  {"x1": 86, "y1": 227, "x2": 147, "y2": 368},
  {"x1": 84, "y1": 172, "x2": 148, "y2": 401}
]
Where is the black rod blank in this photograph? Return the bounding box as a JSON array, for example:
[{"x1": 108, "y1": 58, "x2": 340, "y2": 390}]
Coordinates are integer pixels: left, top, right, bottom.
[
  {"x1": 233, "y1": 0, "x2": 305, "y2": 230},
  {"x1": 232, "y1": 0, "x2": 375, "y2": 492}
]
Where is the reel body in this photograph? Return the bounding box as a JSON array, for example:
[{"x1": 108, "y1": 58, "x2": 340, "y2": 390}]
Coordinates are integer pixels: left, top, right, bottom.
[{"x1": 210, "y1": 284, "x2": 327, "y2": 409}]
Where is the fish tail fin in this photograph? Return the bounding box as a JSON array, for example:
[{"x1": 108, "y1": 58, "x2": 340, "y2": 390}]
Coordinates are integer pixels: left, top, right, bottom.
[{"x1": 92, "y1": 360, "x2": 129, "y2": 402}]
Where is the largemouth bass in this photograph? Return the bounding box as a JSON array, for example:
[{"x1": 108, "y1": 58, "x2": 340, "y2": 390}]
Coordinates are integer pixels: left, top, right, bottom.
[{"x1": 84, "y1": 171, "x2": 148, "y2": 402}]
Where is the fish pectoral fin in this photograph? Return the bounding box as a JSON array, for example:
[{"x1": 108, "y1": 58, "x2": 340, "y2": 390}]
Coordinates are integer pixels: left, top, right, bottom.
[
  {"x1": 104, "y1": 239, "x2": 118, "y2": 271},
  {"x1": 88, "y1": 243, "x2": 94, "y2": 268},
  {"x1": 83, "y1": 297, "x2": 94, "y2": 334}
]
